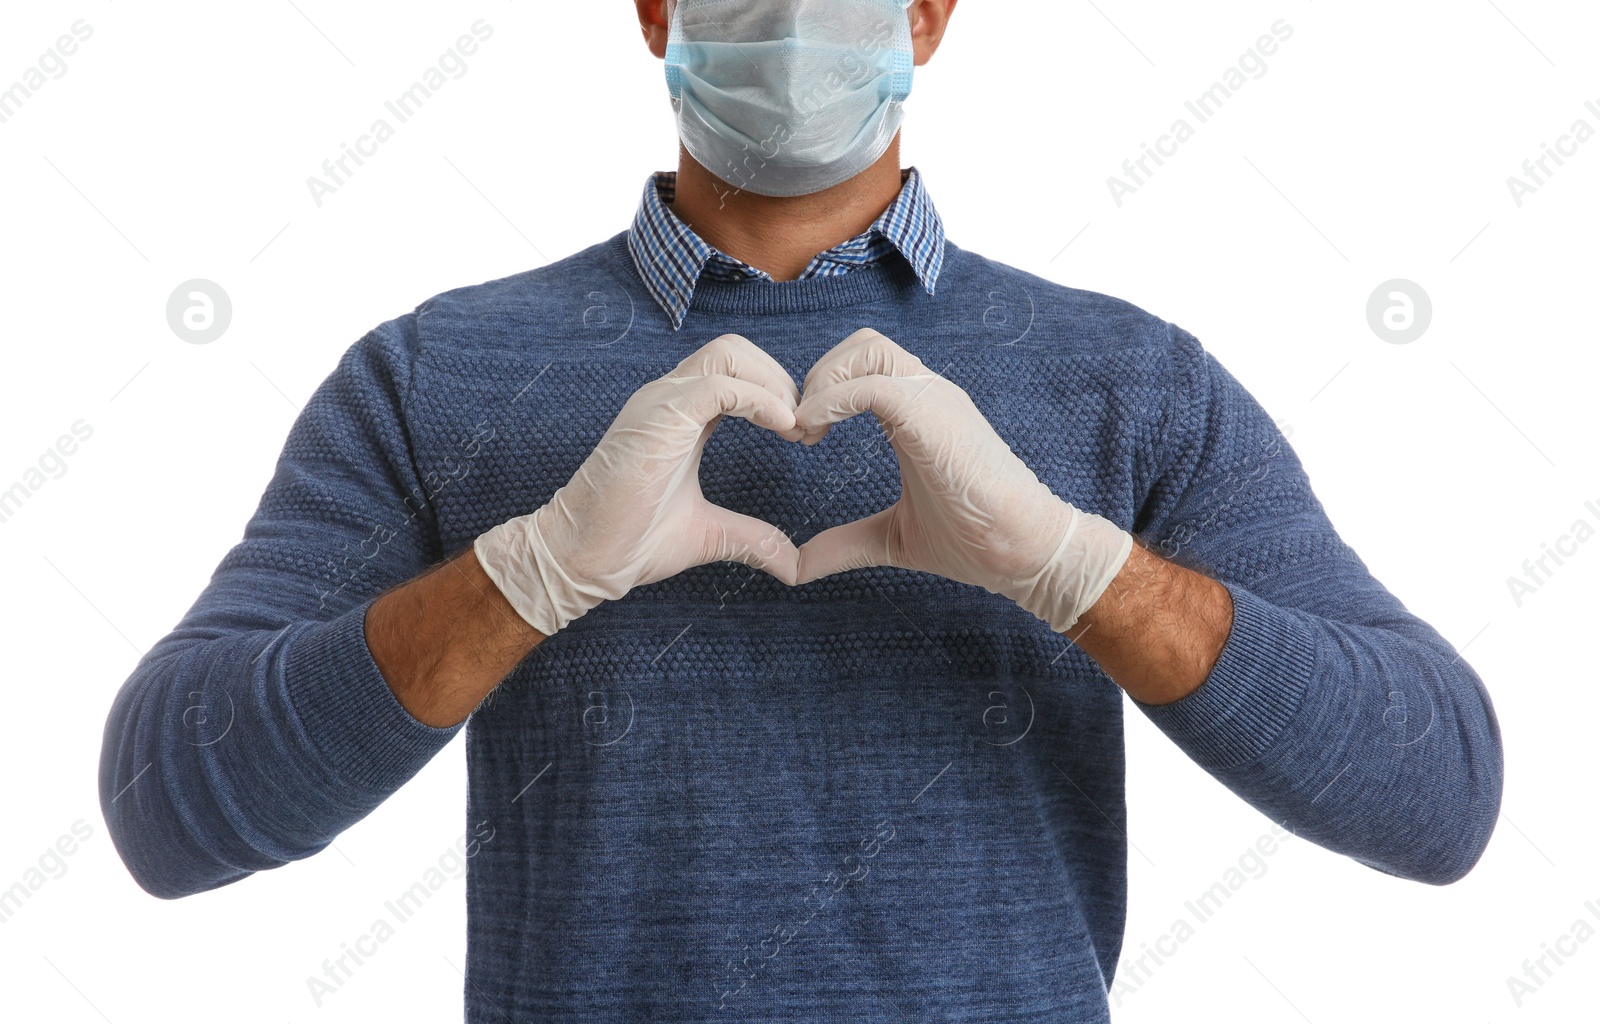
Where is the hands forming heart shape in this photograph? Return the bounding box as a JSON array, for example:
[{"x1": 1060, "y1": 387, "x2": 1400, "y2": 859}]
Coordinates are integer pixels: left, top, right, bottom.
[{"x1": 473, "y1": 329, "x2": 1133, "y2": 638}]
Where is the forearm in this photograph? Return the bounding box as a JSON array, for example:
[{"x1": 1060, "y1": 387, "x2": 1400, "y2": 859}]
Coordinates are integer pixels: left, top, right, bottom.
[
  {"x1": 1074, "y1": 540, "x2": 1499, "y2": 882},
  {"x1": 1072, "y1": 537, "x2": 1234, "y2": 706},
  {"x1": 100, "y1": 588, "x2": 468, "y2": 898},
  {"x1": 99, "y1": 315, "x2": 517, "y2": 898},
  {"x1": 1134, "y1": 576, "x2": 1501, "y2": 883},
  {"x1": 366, "y1": 545, "x2": 546, "y2": 729},
  {"x1": 1080, "y1": 323, "x2": 1500, "y2": 882}
]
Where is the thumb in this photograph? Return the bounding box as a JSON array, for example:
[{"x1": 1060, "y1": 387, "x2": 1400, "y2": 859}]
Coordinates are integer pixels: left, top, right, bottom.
[
  {"x1": 699, "y1": 504, "x2": 801, "y2": 586},
  {"x1": 796, "y1": 507, "x2": 898, "y2": 584}
]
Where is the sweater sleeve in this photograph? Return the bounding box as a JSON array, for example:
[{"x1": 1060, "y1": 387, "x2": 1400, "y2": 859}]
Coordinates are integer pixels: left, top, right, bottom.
[
  {"x1": 98, "y1": 313, "x2": 464, "y2": 899},
  {"x1": 1129, "y1": 322, "x2": 1503, "y2": 885}
]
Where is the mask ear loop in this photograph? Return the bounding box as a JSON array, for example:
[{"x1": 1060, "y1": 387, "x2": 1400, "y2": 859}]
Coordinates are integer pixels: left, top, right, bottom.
[
  {"x1": 663, "y1": 0, "x2": 686, "y2": 101},
  {"x1": 888, "y1": 0, "x2": 917, "y2": 102}
]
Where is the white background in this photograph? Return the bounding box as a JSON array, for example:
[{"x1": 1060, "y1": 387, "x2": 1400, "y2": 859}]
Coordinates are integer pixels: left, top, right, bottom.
[{"x1": 0, "y1": 1, "x2": 1595, "y2": 1021}]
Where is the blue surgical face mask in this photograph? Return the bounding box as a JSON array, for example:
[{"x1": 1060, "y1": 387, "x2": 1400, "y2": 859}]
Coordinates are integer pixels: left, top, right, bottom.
[{"x1": 664, "y1": 0, "x2": 916, "y2": 198}]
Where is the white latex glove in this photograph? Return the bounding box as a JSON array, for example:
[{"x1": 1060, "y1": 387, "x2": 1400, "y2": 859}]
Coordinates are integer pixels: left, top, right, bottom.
[
  {"x1": 793, "y1": 329, "x2": 1134, "y2": 632},
  {"x1": 474, "y1": 334, "x2": 804, "y2": 637}
]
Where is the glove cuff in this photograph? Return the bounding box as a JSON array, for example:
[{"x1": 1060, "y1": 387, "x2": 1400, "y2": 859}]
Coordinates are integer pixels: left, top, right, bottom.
[
  {"x1": 472, "y1": 509, "x2": 595, "y2": 638},
  {"x1": 1006, "y1": 507, "x2": 1134, "y2": 634}
]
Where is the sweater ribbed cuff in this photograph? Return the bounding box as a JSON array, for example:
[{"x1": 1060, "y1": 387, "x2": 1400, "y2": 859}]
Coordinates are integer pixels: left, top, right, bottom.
[
  {"x1": 281, "y1": 597, "x2": 462, "y2": 792},
  {"x1": 1134, "y1": 580, "x2": 1316, "y2": 771}
]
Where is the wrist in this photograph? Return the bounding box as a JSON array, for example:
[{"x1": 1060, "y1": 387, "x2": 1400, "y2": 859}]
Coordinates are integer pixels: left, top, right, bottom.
[{"x1": 1072, "y1": 541, "x2": 1234, "y2": 705}]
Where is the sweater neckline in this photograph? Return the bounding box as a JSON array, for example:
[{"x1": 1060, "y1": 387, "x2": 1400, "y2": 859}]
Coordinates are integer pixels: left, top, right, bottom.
[{"x1": 609, "y1": 233, "x2": 942, "y2": 321}]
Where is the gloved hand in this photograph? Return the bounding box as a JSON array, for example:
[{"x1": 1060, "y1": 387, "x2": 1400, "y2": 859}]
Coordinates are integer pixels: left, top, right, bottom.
[
  {"x1": 793, "y1": 329, "x2": 1134, "y2": 632},
  {"x1": 473, "y1": 334, "x2": 804, "y2": 637}
]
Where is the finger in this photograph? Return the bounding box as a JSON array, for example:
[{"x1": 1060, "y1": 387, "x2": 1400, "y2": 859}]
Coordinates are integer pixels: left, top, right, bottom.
[
  {"x1": 699, "y1": 504, "x2": 801, "y2": 586},
  {"x1": 796, "y1": 507, "x2": 897, "y2": 584},
  {"x1": 661, "y1": 373, "x2": 799, "y2": 439},
  {"x1": 799, "y1": 330, "x2": 932, "y2": 445},
  {"x1": 794, "y1": 374, "x2": 939, "y2": 448},
  {"x1": 801, "y1": 328, "x2": 930, "y2": 399},
  {"x1": 668, "y1": 334, "x2": 803, "y2": 440}
]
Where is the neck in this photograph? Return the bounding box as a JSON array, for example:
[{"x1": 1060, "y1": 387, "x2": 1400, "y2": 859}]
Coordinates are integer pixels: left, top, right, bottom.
[{"x1": 666, "y1": 138, "x2": 906, "y2": 281}]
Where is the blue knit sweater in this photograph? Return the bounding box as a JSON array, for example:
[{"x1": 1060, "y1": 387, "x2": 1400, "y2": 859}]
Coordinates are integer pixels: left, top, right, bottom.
[{"x1": 99, "y1": 233, "x2": 1503, "y2": 1022}]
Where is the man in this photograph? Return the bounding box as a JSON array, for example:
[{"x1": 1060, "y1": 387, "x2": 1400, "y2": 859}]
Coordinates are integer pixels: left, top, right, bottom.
[{"x1": 99, "y1": 0, "x2": 1503, "y2": 1020}]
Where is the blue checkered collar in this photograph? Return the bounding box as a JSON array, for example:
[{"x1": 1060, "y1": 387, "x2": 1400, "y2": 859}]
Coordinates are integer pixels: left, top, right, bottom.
[{"x1": 625, "y1": 166, "x2": 946, "y2": 330}]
